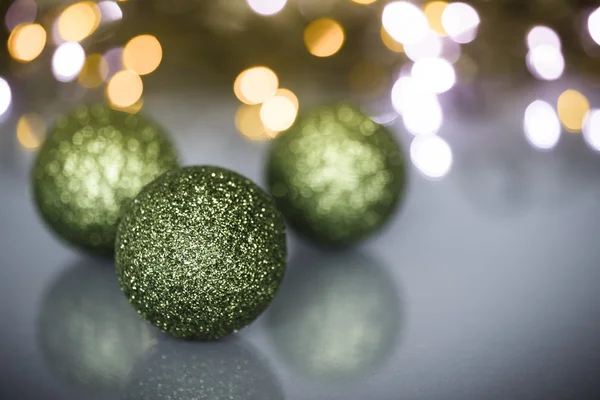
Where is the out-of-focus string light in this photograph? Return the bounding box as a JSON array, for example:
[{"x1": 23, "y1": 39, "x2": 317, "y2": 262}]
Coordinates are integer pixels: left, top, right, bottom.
[
  {"x1": 441, "y1": 2, "x2": 480, "y2": 44},
  {"x1": 524, "y1": 100, "x2": 561, "y2": 150},
  {"x1": 352, "y1": 0, "x2": 377, "y2": 4},
  {"x1": 440, "y1": 37, "x2": 461, "y2": 64},
  {"x1": 304, "y1": 18, "x2": 345, "y2": 57},
  {"x1": 97, "y1": 1, "x2": 122, "y2": 23},
  {"x1": 52, "y1": 42, "x2": 86, "y2": 82},
  {"x1": 235, "y1": 104, "x2": 276, "y2": 141},
  {"x1": 588, "y1": 7, "x2": 600, "y2": 46},
  {"x1": 103, "y1": 47, "x2": 124, "y2": 81},
  {"x1": 424, "y1": 1, "x2": 448, "y2": 36},
  {"x1": 411, "y1": 57, "x2": 455, "y2": 94},
  {"x1": 8, "y1": 23, "x2": 46, "y2": 63},
  {"x1": 261, "y1": 95, "x2": 298, "y2": 132},
  {"x1": 123, "y1": 35, "x2": 163, "y2": 76},
  {"x1": 275, "y1": 88, "x2": 299, "y2": 110},
  {"x1": 557, "y1": 90, "x2": 589, "y2": 133},
  {"x1": 526, "y1": 26, "x2": 561, "y2": 50},
  {"x1": 526, "y1": 45, "x2": 565, "y2": 81},
  {"x1": 410, "y1": 135, "x2": 452, "y2": 179},
  {"x1": 382, "y1": 2, "x2": 429, "y2": 45},
  {"x1": 58, "y1": 1, "x2": 101, "y2": 42},
  {"x1": 107, "y1": 70, "x2": 143, "y2": 108},
  {"x1": 112, "y1": 97, "x2": 144, "y2": 114},
  {"x1": 392, "y1": 77, "x2": 443, "y2": 135},
  {"x1": 78, "y1": 54, "x2": 109, "y2": 88},
  {"x1": 5, "y1": 0, "x2": 37, "y2": 32},
  {"x1": 17, "y1": 113, "x2": 46, "y2": 150},
  {"x1": 380, "y1": 26, "x2": 404, "y2": 53},
  {"x1": 0, "y1": 78, "x2": 12, "y2": 117},
  {"x1": 246, "y1": 0, "x2": 287, "y2": 16},
  {"x1": 234, "y1": 67, "x2": 279, "y2": 105},
  {"x1": 583, "y1": 110, "x2": 600, "y2": 151},
  {"x1": 404, "y1": 30, "x2": 442, "y2": 62}
]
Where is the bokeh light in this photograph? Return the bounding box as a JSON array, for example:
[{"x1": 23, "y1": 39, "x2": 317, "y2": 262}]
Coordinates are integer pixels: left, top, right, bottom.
[
  {"x1": 441, "y1": 2, "x2": 480, "y2": 44},
  {"x1": 58, "y1": 1, "x2": 101, "y2": 42},
  {"x1": 411, "y1": 57, "x2": 455, "y2": 94},
  {"x1": 52, "y1": 42, "x2": 86, "y2": 82},
  {"x1": 557, "y1": 90, "x2": 589, "y2": 133},
  {"x1": 404, "y1": 30, "x2": 442, "y2": 62},
  {"x1": 123, "y1": 35, "x2": 163, "y2": 76},
  {"x1": 234, "y1": 67, "x2": 279, "y2": 105},
  {"x1": 440, "y1": 37, "x2": 461, "y2": 63},
  {"x1": 235, "y1": 104, "x2": 276, "y2": 140},
  {"x1": 98, "y1": 1, "x2": 122, "y2": 23},
  {"x1": 382, "y1": 2, "x2": 429, "y2": 45},
  {"x1": 107, "y1": 70, "x2": 143, "y2": 108},
  {"x1": 275, "y1": 88, "x2": 299, "y2": 110},
  {"x1": 0, "y1": 78, "x2": 12, "y2": 117},
  {"x1": 583, "y1": 110, "x2": 600, "y2": 151},
  {"x1": 8, "y1": 23, "x2": 46, "y2": 63},
  {"x1": 112, "y1": 97, "x2": 144, "y2": 114},
  {"x1": 526, "y1": 45, "x2": 565, "y2": 81},
  {"x1": 247, "y1": 0, "x2": 287, "y2": 16},
  {"x1": 526, "y1": 26, "x2": 561, "y2": 50},
  {"x1": 589, "y1": 7, "x2": 600, "y2": 46},
  {"x1": 424, "y1": 1, "x2": 448, "y2": 36},
  {"x1": 261, "y1": 95, "x2": 298, "y2": 132},
  {"x1": 78, "y1": 54, "x2": 109, "y2": 88},
  {"x1": 17, "y1": 113, "x2": 46, "y2": 150},
  {"x1": 304, "y1": 18, "x2": 345, "y2": 57},
  {"x1": 403, "y1": 94, "x2": 443, "y2": 136},
  {"x1": 352, "y1": 0, "x2": 377, "y2": 4},
  {"x1": 410, "y1": 135, "x2": 452, "y2": 179},
  {"x1": 524, "y1": 100, "x2": 561, "y2": 150},
  {"x1": 380, "y1": 26, "x2": 404, "y2": 53},
  {"x1": 5, "y1": 0, "x2": 37, "y2": 32},
  {"x1": 103, "y1": 47, "x2": 124, "y2": 81}
]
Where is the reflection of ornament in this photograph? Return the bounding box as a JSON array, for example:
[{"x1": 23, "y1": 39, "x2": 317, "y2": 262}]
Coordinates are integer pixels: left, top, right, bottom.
[
  {"x1": 121, "y1": 339, "x2": 284, "y2": 400},
  {"x1": 267, "y1": 250, "x2": 402, "y2": 381},
  {"x1": 32, "y1": 105, "x2": 179, "y2": 255},
  {"x1": 266, "y1": 103, "x2": 406, "y2": 245},
  {"x1": 38, "y1": 259, "x2": 155, "y2": 399},
  {"x1": 116, "y1": 166, "x2": 287, "y2": 340}
]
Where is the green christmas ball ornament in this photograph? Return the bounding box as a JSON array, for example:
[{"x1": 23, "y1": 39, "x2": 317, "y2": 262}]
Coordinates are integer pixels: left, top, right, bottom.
[
  {"x1": 115, "y1": 166, "x2": 287, "y2": 340},
  {"x1": 266, "y1": 103, "x2": 406, "y2": 246},
  {"x1": 32, "y1": 105, "x2": 179, "y2": 256}
]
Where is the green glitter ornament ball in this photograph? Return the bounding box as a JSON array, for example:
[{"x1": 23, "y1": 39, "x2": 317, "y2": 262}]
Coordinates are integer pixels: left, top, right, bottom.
[
  {"x1": 115, "y1": 166, "x2": 287, "y2": 340},
  {"x1": 266, "y1": 103, "x2": 406, "y2": 245},
  {"x1": 32, "y1": 105, "x2": 179, "y2": 255}
]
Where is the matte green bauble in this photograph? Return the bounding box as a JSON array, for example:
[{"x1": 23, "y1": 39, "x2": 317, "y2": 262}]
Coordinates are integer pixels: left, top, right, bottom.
[
  {"x1": 115, "y1": 166, "x2": 287, "y2": 340},
  {"x1": 32, "y1": 105, "x2": 179, "y2": 255},
  {"x1": 266, "y1": 103, "x2": 406, "y2": 246}
]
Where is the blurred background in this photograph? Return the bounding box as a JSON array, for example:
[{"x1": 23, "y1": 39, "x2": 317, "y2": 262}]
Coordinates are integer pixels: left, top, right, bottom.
[{"x1": 2, "y1": 0, "x2": 600, "y2": 399}]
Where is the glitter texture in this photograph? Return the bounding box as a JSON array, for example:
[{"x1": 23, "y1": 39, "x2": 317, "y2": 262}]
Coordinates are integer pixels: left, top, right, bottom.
[
  {"x1": 266, "y1": 103, "x2": 406, "y2": 245},
  {"x1": 32, "y1": 105, "x2": 179, "y2": 255},
  {"x1": 115, "y1": 166, "x2": 287, "y2": 340}
]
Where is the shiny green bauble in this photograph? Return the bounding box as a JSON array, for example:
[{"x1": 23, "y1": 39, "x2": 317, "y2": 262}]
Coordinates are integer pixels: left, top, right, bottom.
[
  {"x1": 115, "y1": 166, "x2": 287, "y2": 340},
  {"x1": 32, "y1": 105, "x2": 179, "y2": 256},
  {"x1": 266, "y1": 103, "x2": 406, "y2": 246}
]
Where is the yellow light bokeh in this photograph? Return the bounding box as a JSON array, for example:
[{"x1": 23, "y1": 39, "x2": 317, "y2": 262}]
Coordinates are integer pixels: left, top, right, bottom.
[
  {"x1": 17, "y1": 113, "x2": 46, "y2": 150},
  {"x1": 78, "y1": 54, "x2": 109, "y2": 88},
  {"x1": 106, "y1": 70, "x2": 143, "y2": 108},
  {"x1": 8, "y1": 23, "x2": 46, "y2": 62},
  {"x1": 275, "y1": 88, "x2": 299, "y2": 110},
  {"x1": 380, "y1": 26, "x2": 404, "y2": 53},
  {"x1": 424, "y1": 1, "x2": 448, "y2": 36},
  {"x1": 111, "y1": 97, "x2": 144, "y2": 114},
  {"x1": 557, "y1": 90, "x2": 590, "y2": 133},
  {"x1": 351, "y1": 0, "x2": 377, "y2": 4},
  {"x1": 58, "y1": 1, "x2": 100, "y2": 42},
  {"x1": 123, "y1": 35, "x2": 163, "y2": 76},
  {"x1": 304, "y1": 18, "x2": 345, "y2": 58},
  {"x1": 350, "y1": 62, "x2": 388, "y2": 98},
  {"x1": 235, "y1": 104, "x2": 276, "y2": 141},
  {"x1": 234, "y1": 67, "x2": 279, "y2": 105},
  {"x1": 261, "y1": 95, "x2": 298, "y2": 132}
]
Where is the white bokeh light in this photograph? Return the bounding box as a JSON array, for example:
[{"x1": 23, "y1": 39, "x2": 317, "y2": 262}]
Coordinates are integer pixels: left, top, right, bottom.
[
  {"x1": 589, "y1": 7, "x2": 600, "y2": 46},
  {"x1": 382, "y1": 2, "x2": 429, "y2": 45},
  {"x1": 411, "y1": 57, "x2": 456, "y2": 94},
  {"x1": 441, "y1": 2, "x2": 480, "y2": 44},
  {"x1": 391, "y1": 76, "x2": 420, "y2": 115},
  {"x1": 583, "y1": 110, "x2": 600, "y2": 151},
  {"x1": 405, "y1": 30, "x2": 442, "y2": 62},
  {"x1": 52, "y1": 42, "x2": 86, "y2": 82},
  {"x1": 524, "y1": 100, "x2": 561, "y2": 150},
  {"x1": 247, "y1": 0, "x2": 287, "y2": 16},
  {"x1": 98, "y1": 1, "x2": 122, "y2": 23},
  {"x1": 440, "y1": 38, "x2": 462, "y2": 64},
  {"x1": 526, "y1": 45, "x2": 564, "y2": 81},
  {"x1": 526, "y1": 26, "x2": 561, "y2": 50},
  {"x1": 410, "y1": 135, "x2": 453, "y2": 179},
  {"x1": 0, "y1": 78, "x2": 12, "y2": 117}
]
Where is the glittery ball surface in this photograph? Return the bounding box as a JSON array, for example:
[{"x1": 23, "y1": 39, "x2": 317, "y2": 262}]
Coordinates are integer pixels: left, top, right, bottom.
[
  {"x1": 32, "y1": 105, "x2": 179, "y2": 255},
  {"x1": 115, "y1": 166, "x2": 287, "y2": 340},
  {"x1": 266, "y1": 104, "x2": 406, "y2": 245}
]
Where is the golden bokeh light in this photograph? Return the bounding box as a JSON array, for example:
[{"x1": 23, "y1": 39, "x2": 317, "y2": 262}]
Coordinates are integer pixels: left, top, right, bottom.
[
  {"x1": 424, "y1": 1, "x2": 449, "y2": 36},
  {"x1": 17, "y1": 113, "x2": 46, "y2": 150},
  {"x1": 275, "y1": 88, "x2": 299, "y2": 110},
  {"x1": 557, "y1": 90, "x2": 590, "y2": 133},
  {"x1": 111, "y1": 97, "x2": 144, "y2": 114},
  {"x1": 380, "y1": 26, "x2": 404, "y2": 53},
  {"x1": 350, "y1": 62, "x2": 389, "y2": 98},
  {"x1": 106, "y1": 70, "x2": 143, "y2": 108},
  {"x1": 234, "y1": 67, "x2": 279, "y2": 105},
  {"x1": 78, "y1": 54, "x2": 109, "y2": 88},
  {"x1": 304, "y1": 18, "x2": 345, "y2": 58},
  {"x1": 8, "y1": 23, "x2": 46, "y2": 62},
  {"x1": 58, "y1": 1, "x2": 101, "y2": 42},
  {"x1": 235, "y1": 104, "x2": 276, "y2": 141},
  {"x1": 261, "y1": 95, "x2": 298, "y2": 132},
  {"x1": 351, "y1": 0, "x2": 377, "y2": 4},
  {"x1": 123, "y1": 35, "x2": 163, "y2": 76}
]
